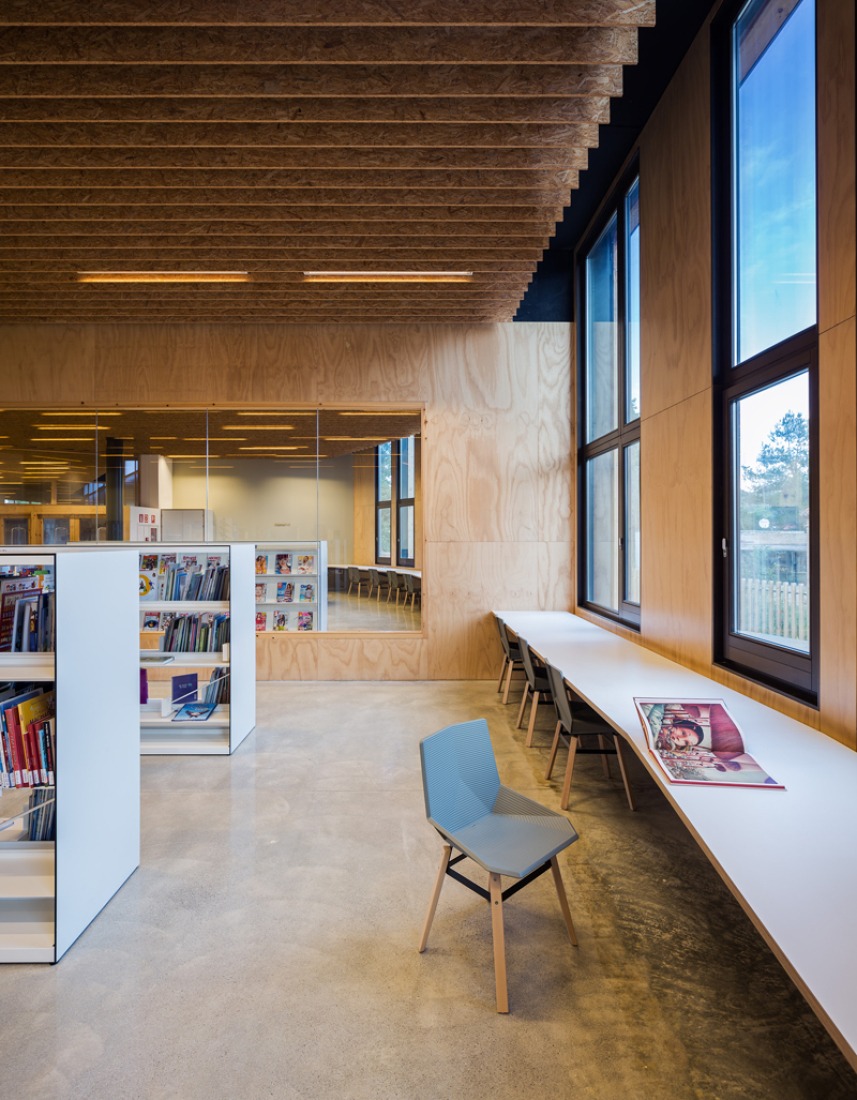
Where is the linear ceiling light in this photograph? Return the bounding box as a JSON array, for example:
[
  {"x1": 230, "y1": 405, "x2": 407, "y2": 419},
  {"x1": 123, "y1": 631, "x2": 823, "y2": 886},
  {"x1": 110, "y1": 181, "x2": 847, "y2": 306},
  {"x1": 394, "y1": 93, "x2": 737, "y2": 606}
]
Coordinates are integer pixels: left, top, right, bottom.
[
  {"x1": 221, "y1": 425, "x2": 295, "y2": 431},
  {"x1": 36, "y1": 424, "x2": 107, "y2": 431},
  {"x1": 78, "y1": 271, "x2": 250, "y2": 284},
  {"x1": 303, "y1": 271, "x2": 473, "y2": 284},
  {"x1": 238, "y1": 446, "x2": 300, "y2": 451},
  {"x1": 40, "y1": 411, "x2": 122, "y2": 417}
]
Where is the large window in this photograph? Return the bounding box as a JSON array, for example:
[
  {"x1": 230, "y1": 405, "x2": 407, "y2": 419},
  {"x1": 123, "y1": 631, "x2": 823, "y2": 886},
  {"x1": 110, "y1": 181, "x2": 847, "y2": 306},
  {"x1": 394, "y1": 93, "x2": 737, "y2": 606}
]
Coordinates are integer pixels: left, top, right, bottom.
[
  {"x1": 713, "y1": 0, "x2": 817, "y2": 699},
  {"x1": 375, "y1": 441, "x2": 392, "y2": 564},
  {"x1": 396, "y1": 436, "x2": 416, "y2": 567},
  {"x1": 578, "y1": 172, "x2": 641, "y2": 626}
]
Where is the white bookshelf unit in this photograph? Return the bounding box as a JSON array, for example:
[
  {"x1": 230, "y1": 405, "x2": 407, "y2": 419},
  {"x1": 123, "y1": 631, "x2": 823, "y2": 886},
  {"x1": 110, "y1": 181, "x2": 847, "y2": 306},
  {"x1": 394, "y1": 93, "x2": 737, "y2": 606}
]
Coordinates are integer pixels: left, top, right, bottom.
[
  {"x1": 254, "y1": 542, "x2": 328, "y2": 632},
  {"x1": 138, "y1": 543, "x2": 255, "y2": 756},
  {"x1": 0, "y1": 547, "x2": 139, "y2": 963}
]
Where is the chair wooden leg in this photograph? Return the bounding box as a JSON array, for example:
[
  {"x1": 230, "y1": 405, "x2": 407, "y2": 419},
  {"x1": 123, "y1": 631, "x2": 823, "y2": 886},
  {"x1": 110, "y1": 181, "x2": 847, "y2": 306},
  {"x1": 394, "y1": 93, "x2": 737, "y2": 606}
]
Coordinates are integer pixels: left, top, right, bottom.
[
  {"x1": 613, "y1": 735, "x2": 636, "y2": 812},
  {"x1": 560, "y1": 736, "x2": 579, "y2": 810},
  {"x1": 598, "y1": 733, "x2": 612, "y2": 778},
  {"x1": 419, "y1": 844, "x2": 452, "y2": 953},
  {"x1": 496, "y1": 655, "x2": 508, "y2": 692},
  {"x1": 524, "y1": 690, "x2": 540, "y2": 747},
  {"x1": 545, "y1": 719, "x2": 563, "y2": 779},
  {"x1": 489, "y1": 872, "x2": 509, "y2": 1013},
  {"x1": 515, "y1": 683, "x2": 530, "y2": 729},
  {"x1": 501, "y1": 661, "x2": 515, "y2": 704},
  {"x1": 549, "y1": 856, "x2": 578, "y2": 947}
]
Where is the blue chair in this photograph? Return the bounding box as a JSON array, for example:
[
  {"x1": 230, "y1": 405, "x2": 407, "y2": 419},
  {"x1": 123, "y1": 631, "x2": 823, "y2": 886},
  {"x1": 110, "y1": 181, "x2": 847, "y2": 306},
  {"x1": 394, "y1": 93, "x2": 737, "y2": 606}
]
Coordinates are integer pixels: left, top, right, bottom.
[{"x1": 418, "y1": 718, "x2": 579, "y2": 1012}]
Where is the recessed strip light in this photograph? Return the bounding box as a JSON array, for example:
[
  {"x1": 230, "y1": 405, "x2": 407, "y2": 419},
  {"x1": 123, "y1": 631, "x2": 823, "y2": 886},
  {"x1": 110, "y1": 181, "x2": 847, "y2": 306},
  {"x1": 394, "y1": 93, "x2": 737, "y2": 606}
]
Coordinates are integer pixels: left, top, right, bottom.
[
  {"x1": 40, "y1": 412, "x2": 123, "y2": 417},
  {"x1": 36, "y1": 424, "x2": 107, "y2": 431},
  {"x1": 221, "y1": 425, "x2": 294, "y2": 431},
  {"x1": 30, "y1": 437, "x2": 95, "y2": 443},
  {"x1": 235, "y1": 411, "x2": 317, "y2": 417},
  {"x1": 78, "y1": 271, "x2": 250, "y2": 284},
  {"x1": 303, "y1": 270, "x2": 473, "y2": 284},
  {"x1": 238, "y1": 446, "x2": 300, "y2": 451}
]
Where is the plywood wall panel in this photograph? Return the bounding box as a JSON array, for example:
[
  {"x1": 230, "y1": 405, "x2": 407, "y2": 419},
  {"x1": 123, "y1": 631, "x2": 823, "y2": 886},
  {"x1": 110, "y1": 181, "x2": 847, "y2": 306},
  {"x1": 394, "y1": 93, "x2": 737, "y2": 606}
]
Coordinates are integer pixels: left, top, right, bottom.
[
  {"x1": 316, "y1": 634, "x2": 429, "y2": 680},
  {"x1": 425, "y1": 540, "x2": 541, "y2": 679},
  {"x1": 536, "y1": 323, "x2": 573, "y2": 543},
  {"x1": 817, "y1": 0, "x2": 857, "y2": 335},
  {"x1": 639, "y1": 31, "x2": 711, "y2": 419},
  {"x1": 640, "y1": 390, "x2": 712, "y2": 672},
  {"x1": 817, "y1": 317, "x2": 857, "y2": 749},
  {"x1": 537, "y1": 542, "x2": 573, "y2": 610},
  {"x1": 255, "y1": 633, "x2": 319, "y2": 681},
  {"x1": 0, "y1": 324, "x2": 97, "y2": 405}
]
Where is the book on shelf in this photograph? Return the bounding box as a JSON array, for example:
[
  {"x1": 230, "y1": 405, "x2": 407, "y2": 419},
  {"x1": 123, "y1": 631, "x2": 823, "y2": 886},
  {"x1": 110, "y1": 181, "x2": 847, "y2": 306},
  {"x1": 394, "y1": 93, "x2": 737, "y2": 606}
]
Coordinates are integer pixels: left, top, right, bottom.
[
  {"x1": 0, "y1": 686, "x2": 55, "y2": 789},
  {"x1": 171, "y1": 672, "x2": 198, "y2": 705},
  {"x1": 140, "y1": 610, "x2": 161, "y2": 631},
  {"x1": 205, "y1": 667, "x2": 229, "y2": 705},
  {"x1": 633, "y1": 698, "x2": 785, "y2": 789},
  {"x1": 140, "y1": 668, "x2": 148, "y2": 704},
  {"x1": 138, "y1": 552, "x2": 230, "y2": 602},
  {"x1": 0, "y1": 575, "x2": 54, "y2": 653},
  {"x1": 27, "y1": 787, "x2": 56, "y2": 841},
  {"x1": 140, "y1": 653, "x2": 175, "y2": 665},
  {"x1": 160, "y1": 611, "x2": 230, "y2": 653},
  {"x1": 172, "y1": 701, "x2": 217, "y2": 723}
]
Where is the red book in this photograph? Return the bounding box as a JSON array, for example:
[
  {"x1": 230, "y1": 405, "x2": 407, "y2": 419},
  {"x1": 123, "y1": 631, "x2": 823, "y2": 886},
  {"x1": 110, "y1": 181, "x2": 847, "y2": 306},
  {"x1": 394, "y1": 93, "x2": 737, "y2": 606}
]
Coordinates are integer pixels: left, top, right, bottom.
[{"x1": 4, "y1": 705, "x2": 29, "y2": 787}]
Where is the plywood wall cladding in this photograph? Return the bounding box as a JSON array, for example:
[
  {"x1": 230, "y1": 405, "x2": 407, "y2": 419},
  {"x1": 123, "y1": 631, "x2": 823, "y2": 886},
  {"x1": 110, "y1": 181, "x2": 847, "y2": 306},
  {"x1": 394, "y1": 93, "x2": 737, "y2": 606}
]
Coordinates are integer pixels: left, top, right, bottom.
[{"x1": 0, "y1": 1, "x2": 654, "y2": 324}]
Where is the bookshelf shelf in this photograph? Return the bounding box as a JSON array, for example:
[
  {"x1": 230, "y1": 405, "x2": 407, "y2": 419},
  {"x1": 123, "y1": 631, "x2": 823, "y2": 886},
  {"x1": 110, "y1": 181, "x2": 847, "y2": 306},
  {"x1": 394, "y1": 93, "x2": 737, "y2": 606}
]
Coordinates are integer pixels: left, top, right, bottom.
[
  {"x1": 254, "y1": 541, "x2": 328, "y2": 632},
  {"x1": 137, "y1": 543, "x2": 255, "y2": 756},
  {"x1": 0, "y1": 546, "x2": 140, "y2": 964}
]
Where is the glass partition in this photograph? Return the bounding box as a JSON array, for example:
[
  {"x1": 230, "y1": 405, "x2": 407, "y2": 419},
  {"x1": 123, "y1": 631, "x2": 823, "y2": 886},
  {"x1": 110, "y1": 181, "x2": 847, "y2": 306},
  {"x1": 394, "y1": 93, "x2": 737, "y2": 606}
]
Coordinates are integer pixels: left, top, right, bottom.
[{"x1": 0, "y1": 406, "x2": 422, "y2": 633}]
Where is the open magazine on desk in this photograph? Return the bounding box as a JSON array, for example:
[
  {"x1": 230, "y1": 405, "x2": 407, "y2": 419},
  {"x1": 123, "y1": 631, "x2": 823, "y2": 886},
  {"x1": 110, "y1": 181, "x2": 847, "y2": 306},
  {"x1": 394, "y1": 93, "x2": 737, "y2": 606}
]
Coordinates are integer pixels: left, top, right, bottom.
[{"x1": 634, "y1": 699, "x2": 784, "y2": 788}]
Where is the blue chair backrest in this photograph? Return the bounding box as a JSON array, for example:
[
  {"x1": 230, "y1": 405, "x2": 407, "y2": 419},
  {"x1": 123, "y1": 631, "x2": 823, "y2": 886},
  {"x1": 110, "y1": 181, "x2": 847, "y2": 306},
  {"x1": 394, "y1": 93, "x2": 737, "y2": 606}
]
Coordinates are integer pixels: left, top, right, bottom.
[{"x1": 420, "y1": 719, "x2": 500, "y2": 834}]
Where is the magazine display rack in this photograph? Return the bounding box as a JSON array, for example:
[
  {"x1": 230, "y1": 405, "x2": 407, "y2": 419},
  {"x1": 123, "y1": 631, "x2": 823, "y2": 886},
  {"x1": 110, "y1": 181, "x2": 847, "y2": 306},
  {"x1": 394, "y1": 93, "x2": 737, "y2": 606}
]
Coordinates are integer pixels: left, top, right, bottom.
[
  {"x1": 254, "y1": 542, "x2": 328, "y2": 632},
  {"x1": 0, "y1": 547, "x2": 139, "y2": 963},
  {"x1": 138, "y1": 543, "x2": 255, "y2": 756}
]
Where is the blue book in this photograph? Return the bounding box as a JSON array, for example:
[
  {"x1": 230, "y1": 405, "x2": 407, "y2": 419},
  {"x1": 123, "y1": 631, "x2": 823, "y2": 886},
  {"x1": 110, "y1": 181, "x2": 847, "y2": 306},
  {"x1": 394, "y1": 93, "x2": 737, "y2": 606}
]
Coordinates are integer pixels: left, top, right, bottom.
[{"x1": 171, "y1": 672, "x2": 198, "y2": 706}]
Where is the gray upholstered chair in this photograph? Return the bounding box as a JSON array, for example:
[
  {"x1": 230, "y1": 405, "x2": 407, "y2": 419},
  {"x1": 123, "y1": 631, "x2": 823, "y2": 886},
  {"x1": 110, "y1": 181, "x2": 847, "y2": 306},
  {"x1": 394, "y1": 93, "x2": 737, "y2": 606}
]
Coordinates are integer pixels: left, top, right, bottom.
[
  {"x1": 369, "y1": 568, "x2": 390, "y2": 602},
  {"x1": 516, "y1": 637, "x2": 554, "y2": 747},
  {"x1": 418, "y1": 718, "x2": 579, "y2": 1012},
  {"x1": 493, "y1": 614, "x2": 524, "y2": 704},
  {"x1": 544, "y1": 662, "x2": 635, "y2": 812}
]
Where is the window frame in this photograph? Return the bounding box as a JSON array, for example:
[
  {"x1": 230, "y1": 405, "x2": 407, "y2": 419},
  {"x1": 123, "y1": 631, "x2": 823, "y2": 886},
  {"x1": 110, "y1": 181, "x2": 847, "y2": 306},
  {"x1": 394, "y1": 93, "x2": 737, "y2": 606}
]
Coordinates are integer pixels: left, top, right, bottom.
[
  {"x1": 374, "y1": 441, "x2": 392, "y2": 565},
  {"x1": 711, "y1": 0, "x2": 819, "y2": 703},
  {"x1": 395, "y1": 436, "x2": 416, "y2": 568},
  {"x1": 576, "y1": 162, "x2": 642, "y2": 629}
]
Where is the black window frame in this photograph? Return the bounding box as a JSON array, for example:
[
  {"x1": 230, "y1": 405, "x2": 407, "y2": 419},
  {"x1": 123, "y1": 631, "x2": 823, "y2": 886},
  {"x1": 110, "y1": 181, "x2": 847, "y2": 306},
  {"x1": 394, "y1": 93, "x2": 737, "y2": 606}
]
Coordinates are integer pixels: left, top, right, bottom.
[
  {"x1": 711, "y1": 0, "x2": 819, "y2": 703},
  {"x1": 576, "y1": 161, "x2": 642, "y2": 629}
]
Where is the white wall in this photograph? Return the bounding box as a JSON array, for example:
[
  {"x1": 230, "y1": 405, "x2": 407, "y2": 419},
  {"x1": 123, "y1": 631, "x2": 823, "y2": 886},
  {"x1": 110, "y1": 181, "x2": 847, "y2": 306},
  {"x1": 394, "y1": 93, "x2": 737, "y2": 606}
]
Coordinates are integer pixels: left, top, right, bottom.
[{"x1": 171, "y1": 455, "x2": 355, "y2": 559}]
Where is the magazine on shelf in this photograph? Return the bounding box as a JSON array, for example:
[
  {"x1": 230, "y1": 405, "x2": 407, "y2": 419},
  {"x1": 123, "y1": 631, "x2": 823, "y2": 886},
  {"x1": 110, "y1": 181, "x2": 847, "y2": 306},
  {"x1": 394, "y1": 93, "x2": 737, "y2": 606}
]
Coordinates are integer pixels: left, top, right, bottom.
[
  {"x1": 633, "y1": 698, "x2": 784, "y2": 788},
  {"x1": 255, "y1": 553, "x2": 269, "y2": 575},
  {"x1": 172, "y1": 701, "x2": 216, "y2": 723},
  {"x1": 297, "y1": 555, "x2": 315, "y2": 574},
  {"x1": 275, "y1": 553, "x2": 293, "y2": 575},
  {"x1": 277, "y1": 581, "x2": 295, "y2": 603},
  {"x1": 255, "y1": 611, "x2": 270, "y2": 632}
]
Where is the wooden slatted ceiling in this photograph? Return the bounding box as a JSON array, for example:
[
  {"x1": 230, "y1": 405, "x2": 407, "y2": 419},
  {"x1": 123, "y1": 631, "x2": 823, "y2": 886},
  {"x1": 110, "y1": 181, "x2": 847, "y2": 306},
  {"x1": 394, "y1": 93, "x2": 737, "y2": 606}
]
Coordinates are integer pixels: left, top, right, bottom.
[{"x1": 0, "y1": 1, "x2": 655, "y2": 324}]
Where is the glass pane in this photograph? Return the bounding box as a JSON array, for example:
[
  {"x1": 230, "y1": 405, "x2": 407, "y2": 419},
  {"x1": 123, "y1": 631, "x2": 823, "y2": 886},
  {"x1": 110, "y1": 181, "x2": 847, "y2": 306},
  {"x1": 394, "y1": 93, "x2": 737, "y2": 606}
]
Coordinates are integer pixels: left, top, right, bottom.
[
  {"x1": 624, "y1": 441, "x2": 641, "y2": 605},
  {"x1": 625, "y1": 178, "x2": 641, "y2": 422},
  {"x1": 377, "y1": 441, "x2": 392, "y2": 502},
  {"x1": 398, "y1": 504, "x2": 414, "y2": 563},
  {"x1": 586, "y1": 450, "x2": 619, "y2": 611},
  {"x1": 377, "y1": 506, "x2": 391, "y2": 560},
  {"x1": 733, "y1": 371, "x2": 809, "y2": 652},
  {"x1": 585, "y1": 213, "x2": 618, "y2": 441},
  {"x1": 733, "y1": 0, "x2": 816, "y2": 364},
  {"x1": 399, "y1": 436, "x2": 415, "y2": 499}
]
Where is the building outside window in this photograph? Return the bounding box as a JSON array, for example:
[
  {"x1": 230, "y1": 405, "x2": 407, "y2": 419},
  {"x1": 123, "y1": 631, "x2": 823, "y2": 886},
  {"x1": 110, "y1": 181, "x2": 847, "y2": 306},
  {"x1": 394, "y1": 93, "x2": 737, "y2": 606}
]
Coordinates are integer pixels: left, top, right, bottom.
[
  {"x1": 375, "y1": 440, "x2": 392, "y2": 564},
  {"x1": 578, "y1": 171, "x2": 641, "y2": 626},
  {"x1": 396, "y1": 436, "x2": 416, "y2": 568},
  {"x1": 713, "y1": 0, "x2": 817, "y2": 699}
]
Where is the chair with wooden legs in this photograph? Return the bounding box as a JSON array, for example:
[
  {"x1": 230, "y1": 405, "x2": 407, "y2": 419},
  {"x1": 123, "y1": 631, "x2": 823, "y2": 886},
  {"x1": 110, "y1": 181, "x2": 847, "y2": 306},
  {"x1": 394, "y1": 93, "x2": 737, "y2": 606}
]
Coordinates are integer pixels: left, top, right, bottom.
[
  {"x1": 386, "y1": 570, "x2": 404, "y2": 604},
  {"x1": 418, "y1": 718, "x2": 579, "y2": 1013},
  {"x1": 493, "y1": 614, "x2": 524, "y2": 704},
  {"x1": 403, "y1": 572, "x2": 421, "y2": 608},
  {"x1": 544, "y1": 663, "x2": 635, "y2": 812},
  {"x1": 369, "y1": 568, "x2": 390, "y2": 602},
  {"x1": 516, "y1": 638, "x2": 554, "y2": 747},
  {"x1": 347, "y1": 566, "x2": 370, "y2": 598}
]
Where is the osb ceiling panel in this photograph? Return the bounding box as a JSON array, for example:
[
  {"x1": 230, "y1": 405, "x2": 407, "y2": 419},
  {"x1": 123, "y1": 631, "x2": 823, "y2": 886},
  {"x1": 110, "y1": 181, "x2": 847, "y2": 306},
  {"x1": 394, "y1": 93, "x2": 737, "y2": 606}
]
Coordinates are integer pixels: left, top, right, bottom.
[{"x1": 0, "y1": 1, "x2": 655, "y2": 324}]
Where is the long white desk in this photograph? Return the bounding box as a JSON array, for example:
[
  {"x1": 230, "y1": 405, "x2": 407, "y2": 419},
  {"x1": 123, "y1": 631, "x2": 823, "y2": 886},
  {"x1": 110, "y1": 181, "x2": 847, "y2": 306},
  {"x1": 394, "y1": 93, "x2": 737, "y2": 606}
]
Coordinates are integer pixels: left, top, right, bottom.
[{"x1": 496, "y1": 610, "x2": 857, "y2": 1072}]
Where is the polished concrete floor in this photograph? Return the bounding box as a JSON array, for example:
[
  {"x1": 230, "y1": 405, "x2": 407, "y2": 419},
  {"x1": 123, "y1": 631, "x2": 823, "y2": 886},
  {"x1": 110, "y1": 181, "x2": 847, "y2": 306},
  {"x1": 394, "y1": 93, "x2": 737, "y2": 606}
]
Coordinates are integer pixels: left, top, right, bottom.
[
  {"x1": 1, "y1": 680, "x2": 855, "y2": 1099},
  {"x1": 326, "y1": 588, "x2": 421, "y2": 632}
]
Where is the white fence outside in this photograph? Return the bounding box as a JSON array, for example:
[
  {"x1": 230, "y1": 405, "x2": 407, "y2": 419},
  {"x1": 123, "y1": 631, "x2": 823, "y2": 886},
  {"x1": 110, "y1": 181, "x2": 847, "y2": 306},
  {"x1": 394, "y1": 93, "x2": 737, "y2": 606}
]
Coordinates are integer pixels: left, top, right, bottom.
[{"x1": 739, "y1": 578, "x2": 810, "y2": 646}]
